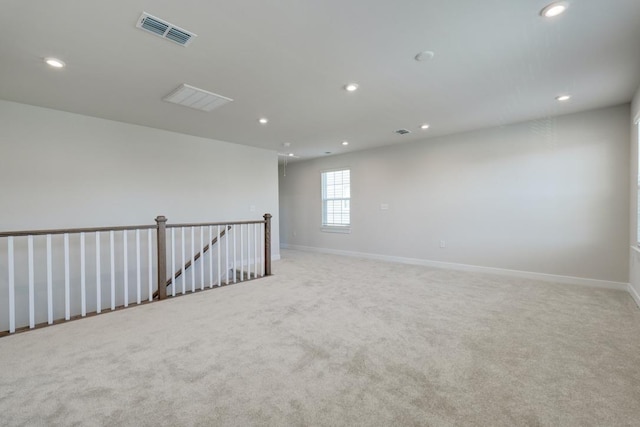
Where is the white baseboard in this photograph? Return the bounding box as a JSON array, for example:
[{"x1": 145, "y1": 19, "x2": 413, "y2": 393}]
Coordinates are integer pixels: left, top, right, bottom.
[
  {"x1": 628, "y1": 284, "x2": 640, "y2": 308},
  {"x1": 281, "y1": 244, "x2": 629, "y2": 291}
]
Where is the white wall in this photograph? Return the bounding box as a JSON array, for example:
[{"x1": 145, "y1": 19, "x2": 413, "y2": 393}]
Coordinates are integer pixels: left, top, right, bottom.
[
  {"x1": 629, "y1": 87, "x2": 640, "y2": 305},
  {"x1": 280, "y1": 105, "x2": 630, "y2": 284},
  {"x1": 0, "y1": 100, "x2": 279, "y2": 240}
]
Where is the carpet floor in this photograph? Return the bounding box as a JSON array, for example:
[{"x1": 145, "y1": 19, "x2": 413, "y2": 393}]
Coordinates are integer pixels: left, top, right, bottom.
[{"x1": 1, "y1": 249, "x2": 639, "y2": 426}]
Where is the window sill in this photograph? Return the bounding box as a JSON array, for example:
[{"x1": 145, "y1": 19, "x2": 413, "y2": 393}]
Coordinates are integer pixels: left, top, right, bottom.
[
  {"x1": 321, "y1": 226, "x2": 351, "y2": 234},
  {"x1": 632, "y1": 245, "x2": 640, "y2": 255}
]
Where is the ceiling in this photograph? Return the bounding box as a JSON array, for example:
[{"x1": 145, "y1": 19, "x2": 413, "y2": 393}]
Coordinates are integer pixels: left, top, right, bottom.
[{"x1": 1, "y1": 1, "x2": 639, "y2": 160}]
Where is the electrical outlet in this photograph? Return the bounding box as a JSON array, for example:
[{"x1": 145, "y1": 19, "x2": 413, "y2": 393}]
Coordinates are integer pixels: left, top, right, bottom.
[
  {"x1": 439, "y1": 240, "x2": 446, "y2": 248},
  {"x1": 380, "y1": 203, "x2": 389, "y2": 210}
]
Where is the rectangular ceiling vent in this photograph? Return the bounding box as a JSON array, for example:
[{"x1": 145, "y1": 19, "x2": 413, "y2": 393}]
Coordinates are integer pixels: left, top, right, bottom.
[
  {"x1": 395, "y1": 129, "x2": 411, "y2": 135},
  {"x1": 136, "y1": 12, "x2": 197, "y2": 46},
  {"x1": 163, "y1": 84, "x2": 233, "y2": 112}
]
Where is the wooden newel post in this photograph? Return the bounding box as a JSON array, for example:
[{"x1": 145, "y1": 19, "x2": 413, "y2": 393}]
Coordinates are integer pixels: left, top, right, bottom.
[
  {"x1": 155, "y1": 216, "x2": 168, "y2": 300},
  {"x1": 263, "y1": 213, "x2": 272, "y2": 276}
]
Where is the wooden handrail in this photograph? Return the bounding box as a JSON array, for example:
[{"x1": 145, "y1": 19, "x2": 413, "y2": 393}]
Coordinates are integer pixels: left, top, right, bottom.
[
  {"x1": 0, "y1": 219, "x2": 266, "y2": 238},
  {"x1": 167, "y1": 219, "x2": 265, "y2": 228},
  {"x1": 0, "y1": 224, "x2": 156, "y2": 238},
  {"x1": 152, "y1": 225, "x2": 232, "y2": 299}
]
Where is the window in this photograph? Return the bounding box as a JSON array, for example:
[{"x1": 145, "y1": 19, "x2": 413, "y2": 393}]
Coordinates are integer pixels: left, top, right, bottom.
[{"x1": 322, "y1": 169, "x2": 350, "y2": 229}]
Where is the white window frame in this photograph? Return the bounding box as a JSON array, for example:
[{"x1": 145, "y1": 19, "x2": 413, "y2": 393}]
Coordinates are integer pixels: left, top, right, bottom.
[{"x1": 321, "y1": 168, "x2": 351, "y2": 233}]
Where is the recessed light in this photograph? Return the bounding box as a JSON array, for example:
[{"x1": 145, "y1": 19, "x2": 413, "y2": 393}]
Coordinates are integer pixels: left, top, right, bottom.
[
  {"x1": 341, "y1": 141, "x2": 349, "y2": 146},
  {"x1": 44, "y1": 57, "x2": 65, "y2": 68},
  {"x1": 420, "y1": 124, "x2": 430, "y2": 130},
  {"x1": 288, "y1": 153, "x2": 294, "y2": 157},
  {"x1": 344, "y1": 83, "x2": 359, "y2": 92},
  {"x1": 555, "y1": 94, "x2": 571, "y2": 101},
  {"x1": 414, "y1": 51, "x2": 435, "y2": 61},
  {"x1": 258, "y1": 118, "x2": 269, "y2": 124},
  {"x1": 540, "y1": 2, "x2": 568, "y2": 18}
]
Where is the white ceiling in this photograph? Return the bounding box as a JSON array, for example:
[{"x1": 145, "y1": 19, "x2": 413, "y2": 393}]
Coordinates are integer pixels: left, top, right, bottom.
[{"x1": 1, "y1": 1, "x2": 639, "y2": 160}]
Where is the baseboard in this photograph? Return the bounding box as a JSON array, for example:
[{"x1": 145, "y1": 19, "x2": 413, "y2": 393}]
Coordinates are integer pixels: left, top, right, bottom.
[
  {"x1": 281, "y1": 244, "x2": 629, "y2": 291},
  {"x1": 628, "y1": 284, "x2": 640, "y2": 308}
]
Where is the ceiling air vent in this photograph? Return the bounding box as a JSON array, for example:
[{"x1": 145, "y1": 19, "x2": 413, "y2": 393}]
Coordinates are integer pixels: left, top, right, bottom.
[
  {"x1": 163, "y1": 84, "x2": 233, "y2": 112},
  {"x1": 136, "y1": 12, "x2": 197, "y2": 46},
  {"x1": 395, "y1": 129, "x2": 411, "y2": 135}
]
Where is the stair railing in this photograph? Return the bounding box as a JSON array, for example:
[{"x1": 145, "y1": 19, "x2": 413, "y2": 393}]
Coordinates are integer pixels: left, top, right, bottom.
[{"x1": 0, "y1": 214, "x2": 271, "y2": 336}]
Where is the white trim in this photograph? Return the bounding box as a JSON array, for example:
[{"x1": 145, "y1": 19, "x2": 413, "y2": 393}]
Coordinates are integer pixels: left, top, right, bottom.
[
  {"x1": 634, "y1": 113, "x2": 640, "y2": 125},
  {"x1": 631, "y1": 245, "x2": 640, "y2": 255},
  {"x1": 281, "y1": 244, "x2": 629, "y2": 291},
  {"x1": 320, "y1": 165, "x2": 351, "y2": 174},
  {"x1": 272, "y1": 253, "x2": 281, "y2": 261},
  {"x1": 321, "y1": 226, "x2": 351, "y2": 234},
  {"x1": 628, "y1": 283, "x2": 640, "y2": 308}
]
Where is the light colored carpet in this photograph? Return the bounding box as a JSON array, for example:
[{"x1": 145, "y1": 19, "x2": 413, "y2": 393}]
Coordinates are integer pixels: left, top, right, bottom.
[{"x1": 1, "y1": 249, "x2": 639, "y2": 426}]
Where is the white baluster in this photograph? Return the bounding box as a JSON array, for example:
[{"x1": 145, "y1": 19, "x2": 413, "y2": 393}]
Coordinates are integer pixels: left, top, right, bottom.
[
  {"x1": 248, "y1": 224, "x2": 253, "y2": 279},
  {"x1": 123, "y1": 230, "x2": 128, "y2": 308},
  {"x1": 217, "y1": 225, "x2": 221, "y2": 286},
  {"x1": 47, "y1": 234, "x2": 53, "y2": 324},
  {"x1": 190, "y1": 227, "x2": 195, "y2": 293},
  {"x1": 200, "y1": 226, "x2": 204, "y2": 290},
  {"x1": 8, "y1": 237, "x2": 15, "y2": 333},
  {"x1": 254, "y1": 223, "x2": 258, "y2": 279},
  {"x1": 181, "y1": 227, "x2": 186, "y2": 295},
  {"x1": 225, "y1": 225, "x2": 229, "y2": 285},
  {"x1": 64, "y1": 233, "x2": 70, "y2": 319},
  {"x1": 28, "y1": 235, "x2": 35, "y2": 328},
  {"x1": 247, "y1": 224, "x2": 251, "y2": 279},
  {"x1": 80, "y1": 232, "x2": 86, "y2": 317},
  {"x1": 233, "y1": 226, "x2": 237, "y2": 284},
  {"x1": 171, "y1": 228, "x2": 176, "y2": 297},
  {"x1": 109, "y1": 231, "x2": 115, "y2": 311},
  {"x1": 136, "y1": 229, "x2": 141, "y2": 304},
  {"x1": 95, "y1": 232, "x2": 101, "y2": 314},
  {"x1": 208, "y1": 226, "x2": 213, "y2": 288},
  {"x1": 148, "y1": 229, "x2": 153, "y2": 302},
  {"x1": 240, "y1": 224, "x2": 244, "y2": 282},
  {"x1": 246, "y1": 224, "x2": 250, "y2": 279}
]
